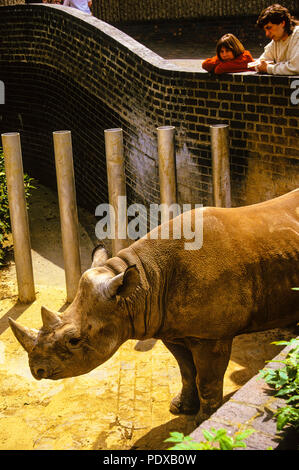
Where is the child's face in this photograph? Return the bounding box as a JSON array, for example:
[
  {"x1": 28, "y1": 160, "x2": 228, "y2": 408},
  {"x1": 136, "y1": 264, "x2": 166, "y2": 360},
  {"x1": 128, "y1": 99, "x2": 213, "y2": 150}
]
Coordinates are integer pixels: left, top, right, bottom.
[{"x1": 219, "y1": 47, "x2": 234, "y2": 61}]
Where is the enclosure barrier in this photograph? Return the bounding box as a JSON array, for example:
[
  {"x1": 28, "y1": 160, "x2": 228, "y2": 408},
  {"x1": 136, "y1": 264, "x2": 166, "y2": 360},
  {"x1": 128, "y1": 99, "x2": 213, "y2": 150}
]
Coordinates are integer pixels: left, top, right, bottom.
[
  {"x1": 53, "y1": 130, "x2": 81, "y2": 303},
  {"x1": 210, "y1": 124, "x2": 232, "y2": 208},
  {"x1": 1, "y1": 132, "x2": 35, "y2": 303},
  {"x1": 104, "y1": 128, "x2": 128, "y2": 256},
  {"x1": 1, "y1": 124, "x2": 231, "y2": 304},
  {"x1": 157, "y1": 126, "x2": 177, "y2": 222}
]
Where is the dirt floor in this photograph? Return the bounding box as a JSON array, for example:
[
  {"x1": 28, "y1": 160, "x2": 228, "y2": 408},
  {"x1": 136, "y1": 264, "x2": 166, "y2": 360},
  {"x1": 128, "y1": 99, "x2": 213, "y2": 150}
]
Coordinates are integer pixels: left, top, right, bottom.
[{"x1": 0, "y1": 182, "x2": 297, "y2": 450}]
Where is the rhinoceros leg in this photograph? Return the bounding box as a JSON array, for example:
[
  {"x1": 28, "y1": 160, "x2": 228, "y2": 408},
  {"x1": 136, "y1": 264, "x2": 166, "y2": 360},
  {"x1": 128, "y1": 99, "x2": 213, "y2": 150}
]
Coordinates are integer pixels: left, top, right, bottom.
[
  {"x1": 189, "y1": 338, "x2": 233, "y2": 425},
  {"x1": 162, "y1": 340, "x2": 200, "y2": 415}
]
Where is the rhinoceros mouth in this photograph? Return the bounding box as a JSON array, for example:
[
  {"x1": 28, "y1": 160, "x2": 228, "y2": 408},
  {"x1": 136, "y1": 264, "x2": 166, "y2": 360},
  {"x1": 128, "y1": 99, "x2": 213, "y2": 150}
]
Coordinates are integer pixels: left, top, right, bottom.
[
  {"x1": 33, "y1": 370, "x2": 61, "y2": 381},
  {"x1": 30, "y1": 364, "x2": 60, "y2": 381},
  {"x1": 47, "y1": 373, "x2": 61, "y2": 380}
]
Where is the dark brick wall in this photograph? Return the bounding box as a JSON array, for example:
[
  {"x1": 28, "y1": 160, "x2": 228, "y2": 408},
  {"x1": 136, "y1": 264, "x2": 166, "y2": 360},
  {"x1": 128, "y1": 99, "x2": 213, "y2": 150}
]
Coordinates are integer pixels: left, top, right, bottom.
[
  {"x1": 0, "y1": 4, "x2": 298, "y2": 216},
  {"x1": 93, "y1": 0, "x2": 299, "y2": 23},
  {"x1": 0, "y1": 0, "x2": 298, "y2": 17}
]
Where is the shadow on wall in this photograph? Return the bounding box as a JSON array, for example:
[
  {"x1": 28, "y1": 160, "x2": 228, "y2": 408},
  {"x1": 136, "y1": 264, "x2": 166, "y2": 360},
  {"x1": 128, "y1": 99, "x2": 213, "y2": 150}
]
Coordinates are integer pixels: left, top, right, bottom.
[{"x1": 244, "y1": 155, "x2": 299, "y2": 205}]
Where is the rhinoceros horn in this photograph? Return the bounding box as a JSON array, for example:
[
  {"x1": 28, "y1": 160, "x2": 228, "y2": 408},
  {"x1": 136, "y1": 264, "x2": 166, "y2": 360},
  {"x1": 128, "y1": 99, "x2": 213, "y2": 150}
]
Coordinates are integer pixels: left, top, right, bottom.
[
  {"x1": 41, "y1": 306, "x2": 62, "y2": 329},
  {"x1": 8, "y1": 318, "x2": 38, "y2": 353}
]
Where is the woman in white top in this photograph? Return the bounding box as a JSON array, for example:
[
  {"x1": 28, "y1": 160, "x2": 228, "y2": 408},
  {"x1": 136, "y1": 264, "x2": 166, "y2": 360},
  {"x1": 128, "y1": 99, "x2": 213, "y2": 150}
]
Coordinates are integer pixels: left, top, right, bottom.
[
  {"x1": 63, "y1": 0, "x2": 92, "y2": 15},
  {"x1": 256, "y1": 4, "x2": 299, "y2": 75}
]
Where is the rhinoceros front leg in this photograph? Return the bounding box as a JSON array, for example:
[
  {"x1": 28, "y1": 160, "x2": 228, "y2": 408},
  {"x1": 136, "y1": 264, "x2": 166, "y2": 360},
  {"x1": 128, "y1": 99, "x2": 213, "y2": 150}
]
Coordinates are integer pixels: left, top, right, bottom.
[
  {"x1": 189, "y1": 338, "x2": 233, "y2": 425},
  {"x1": 163, "y1": 340, "x2": 200, "y2": 415}
]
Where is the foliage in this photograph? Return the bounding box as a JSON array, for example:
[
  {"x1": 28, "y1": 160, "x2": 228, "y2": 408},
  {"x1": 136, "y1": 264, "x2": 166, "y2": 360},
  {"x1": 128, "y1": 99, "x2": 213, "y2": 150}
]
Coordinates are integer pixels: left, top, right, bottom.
[
  {"x1": 0, "y1": 147, "x2": 35, "y2": 265},
  {"x1": 259, "y1": 337, "x2": 299, "y2": 432},
  {"x1": 165, "y1": 428, "x2": 255, "y2": 450}
]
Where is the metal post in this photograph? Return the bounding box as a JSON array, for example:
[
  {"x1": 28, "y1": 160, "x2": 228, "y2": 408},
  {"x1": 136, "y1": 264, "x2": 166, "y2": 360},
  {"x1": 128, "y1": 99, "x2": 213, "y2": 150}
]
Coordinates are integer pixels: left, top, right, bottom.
[
  {"x1": 1, "y1": 132, "x2": 35, "y2": 303},
  {"x1": 210, "y1": 124, "x2": 231, "y2": 208},
  {"x1": 53, "y1": 131, "x2": 81, "y2": 302},
  {"x1": 104, "y1": 128, "x2": 127, "y2": 256},
  {"x1": 157, "y1": 126, "x2": 177, "y2": 223}
]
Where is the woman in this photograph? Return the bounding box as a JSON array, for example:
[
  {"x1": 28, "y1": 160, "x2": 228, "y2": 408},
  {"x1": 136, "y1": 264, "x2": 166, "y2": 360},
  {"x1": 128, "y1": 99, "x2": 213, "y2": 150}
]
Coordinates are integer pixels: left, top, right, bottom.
[{"x1": 202, "y1": 34, "x2": 255, "y2": 74}]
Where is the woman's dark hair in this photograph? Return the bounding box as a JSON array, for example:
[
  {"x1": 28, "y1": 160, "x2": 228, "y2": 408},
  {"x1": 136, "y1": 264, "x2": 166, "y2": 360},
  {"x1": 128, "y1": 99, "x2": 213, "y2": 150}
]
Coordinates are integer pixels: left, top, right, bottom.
[
  {"x1": 216, "y1": 34, "x2": 245, "y2": 61},
  {"x1": 256, "y1": 4, "x2": 297, "y2": 35}
]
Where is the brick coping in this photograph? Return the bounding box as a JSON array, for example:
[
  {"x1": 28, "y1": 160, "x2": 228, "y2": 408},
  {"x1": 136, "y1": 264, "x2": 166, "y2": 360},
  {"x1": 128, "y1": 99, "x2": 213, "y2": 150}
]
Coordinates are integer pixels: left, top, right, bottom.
[{"x1": 191, "y1": 337, "x2": 299, "y2": 450}]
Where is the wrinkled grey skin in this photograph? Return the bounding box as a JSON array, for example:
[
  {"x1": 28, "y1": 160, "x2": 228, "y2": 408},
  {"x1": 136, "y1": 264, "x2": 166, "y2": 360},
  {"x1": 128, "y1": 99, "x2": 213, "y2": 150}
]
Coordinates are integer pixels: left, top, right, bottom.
[{"x1": 9, "y1": 189, "x2": 299, "y2": 423}]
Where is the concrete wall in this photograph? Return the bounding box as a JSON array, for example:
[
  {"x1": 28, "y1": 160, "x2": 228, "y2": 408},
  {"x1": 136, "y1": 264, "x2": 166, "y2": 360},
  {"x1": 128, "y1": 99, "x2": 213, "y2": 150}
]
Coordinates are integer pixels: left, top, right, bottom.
[{"x1": 0, "y1": 5, "x2": 298, "y2": 217}]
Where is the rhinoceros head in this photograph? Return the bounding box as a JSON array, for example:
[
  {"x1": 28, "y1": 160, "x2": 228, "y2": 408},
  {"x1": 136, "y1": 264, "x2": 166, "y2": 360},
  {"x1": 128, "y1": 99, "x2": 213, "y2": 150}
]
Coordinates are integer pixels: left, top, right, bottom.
[{"x1": 9, "y1": 248, "x2": 139, "y2": 381}]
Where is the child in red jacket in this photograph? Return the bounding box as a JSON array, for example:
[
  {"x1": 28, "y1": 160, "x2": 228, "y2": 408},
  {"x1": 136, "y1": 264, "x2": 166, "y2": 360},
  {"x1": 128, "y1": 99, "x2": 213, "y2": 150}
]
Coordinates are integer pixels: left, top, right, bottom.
[{"x1": 202, "y1": 34, "x2": 255, "y2": 74}]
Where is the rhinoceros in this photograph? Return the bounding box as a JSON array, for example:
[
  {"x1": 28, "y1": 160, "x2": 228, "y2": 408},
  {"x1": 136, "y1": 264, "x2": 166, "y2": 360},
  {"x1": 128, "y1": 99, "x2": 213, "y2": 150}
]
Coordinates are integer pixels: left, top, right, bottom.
[{"x1": 9, "y1": 189, "x2": 299, "y2": 423}]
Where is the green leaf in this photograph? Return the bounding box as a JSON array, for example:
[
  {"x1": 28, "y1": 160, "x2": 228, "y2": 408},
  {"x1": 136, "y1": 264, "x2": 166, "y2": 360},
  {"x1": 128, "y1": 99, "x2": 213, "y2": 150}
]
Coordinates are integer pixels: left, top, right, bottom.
[
  {"x1": 234, "y1": 429, "x2": 255, "y2": 441},
  {"x1": 286, "y1": 395, "x2": 299, "y2": 403},
  {"x1": 218, "y1": 436, "x2": 234, "y2": 450},
  {"x1": 164, "y1": 432, "x2": 185, "y2": 443},
  {"x1": 232, "y1": 441, "x2": 247, "y2": 448},
  {"x1": 202, "y1": 430, "x2": 215, "y2": 441},
  {"x1": 276, "y1": 410, "x2": 291, "y2": 431}
]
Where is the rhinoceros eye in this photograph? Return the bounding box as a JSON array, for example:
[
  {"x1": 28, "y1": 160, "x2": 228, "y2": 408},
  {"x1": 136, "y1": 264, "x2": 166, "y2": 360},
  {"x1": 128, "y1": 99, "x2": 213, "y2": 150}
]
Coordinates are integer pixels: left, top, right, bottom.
[{"x1": 67, "y1": 337, "x2": 82, "y2": 347}]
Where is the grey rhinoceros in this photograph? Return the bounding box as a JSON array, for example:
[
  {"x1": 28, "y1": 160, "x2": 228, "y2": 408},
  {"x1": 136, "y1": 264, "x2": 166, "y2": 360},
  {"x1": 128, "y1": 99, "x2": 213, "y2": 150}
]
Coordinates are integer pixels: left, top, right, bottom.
[{"x1": 9, "y1": 189, "x2": 299, "y2": 423}]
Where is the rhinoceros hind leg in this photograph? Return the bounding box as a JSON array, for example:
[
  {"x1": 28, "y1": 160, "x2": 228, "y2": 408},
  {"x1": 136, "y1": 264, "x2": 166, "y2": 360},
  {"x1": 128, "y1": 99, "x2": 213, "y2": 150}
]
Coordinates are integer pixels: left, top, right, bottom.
[
  {"x1": 163, "y1": 340, "x2": 200, "y2": 415},
  {"x1": 189, "y1": 338, "x2": 233, "y2": 425},
  {"x1": 169, "y1": 390, "x2": 200, "y2": 415}
]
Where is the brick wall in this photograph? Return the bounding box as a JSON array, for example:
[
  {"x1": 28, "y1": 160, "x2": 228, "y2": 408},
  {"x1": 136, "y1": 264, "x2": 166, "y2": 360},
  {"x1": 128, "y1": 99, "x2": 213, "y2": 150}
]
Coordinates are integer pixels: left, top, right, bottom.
[
  {"x1": 0, "y1": 0, "x2": 298, "y2": 21},
  {"x1": 0, "y1": 4, "x2": 298, "y2": 216},
  {"x1": 93, "y1": 0, "x2": 299, "y2": 23}
]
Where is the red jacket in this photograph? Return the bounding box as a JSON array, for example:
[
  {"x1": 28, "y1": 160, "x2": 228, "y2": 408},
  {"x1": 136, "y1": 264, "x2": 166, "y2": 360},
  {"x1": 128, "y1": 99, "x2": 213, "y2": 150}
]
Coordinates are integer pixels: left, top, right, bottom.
[{"x1": 202, "y1": 50, "x2": 255, "y2": 74}]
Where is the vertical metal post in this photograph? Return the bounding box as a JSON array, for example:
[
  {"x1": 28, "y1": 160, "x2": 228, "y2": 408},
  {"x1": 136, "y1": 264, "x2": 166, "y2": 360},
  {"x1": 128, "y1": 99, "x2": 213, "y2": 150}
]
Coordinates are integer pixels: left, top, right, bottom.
[
  {"x1": 210, "y1": 124, "x2": 231, "y2": 207},
  {"x1": 53, "y1": 131, "x2": 81, "y2": 303},
  {"x1": 1, "y1": 132, "x2": 35, "y2": 303},
  {"x1": 157, "y1": 126, "x2": 177, "y2": 223},
  {"x1": 104, "y1": 128, "x2": 127, "y2": 256}
]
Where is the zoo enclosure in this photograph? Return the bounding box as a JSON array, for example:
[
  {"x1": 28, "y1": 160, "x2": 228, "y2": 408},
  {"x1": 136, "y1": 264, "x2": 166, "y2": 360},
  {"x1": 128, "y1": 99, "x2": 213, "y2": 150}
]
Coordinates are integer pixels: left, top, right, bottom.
[{"x1": 0, "y1": 4, "x2": 298, "y2": 217}]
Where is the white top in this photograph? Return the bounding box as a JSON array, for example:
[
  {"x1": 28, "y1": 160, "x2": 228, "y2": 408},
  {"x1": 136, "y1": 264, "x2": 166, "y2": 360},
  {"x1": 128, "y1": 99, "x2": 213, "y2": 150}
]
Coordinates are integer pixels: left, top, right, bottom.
[
  {"x1": 63, "y1": 0, "x2": 91, "y2": 15},
  {"x1": 259, "y1": 25, "x2": 299, "y2": 75}
]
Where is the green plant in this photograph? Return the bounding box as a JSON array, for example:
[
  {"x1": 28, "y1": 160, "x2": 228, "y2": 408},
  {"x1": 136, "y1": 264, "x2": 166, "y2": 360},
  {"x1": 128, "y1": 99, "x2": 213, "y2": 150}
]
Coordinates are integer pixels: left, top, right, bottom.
[
  {"x1": 165, "y1": 428, "x2": 255, "y2": 450},
  {"x1": 0, "y1": 147, "x2": 35, "y2": 265},
  {"x1": 259, "y1": 337, "x2": 299, "y2": 432}
]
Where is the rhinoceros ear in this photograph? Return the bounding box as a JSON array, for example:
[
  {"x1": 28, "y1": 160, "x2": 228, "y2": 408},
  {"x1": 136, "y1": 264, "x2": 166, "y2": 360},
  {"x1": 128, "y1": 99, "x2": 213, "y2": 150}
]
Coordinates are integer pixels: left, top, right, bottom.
[
  {"x1": 41, "y1": 306, "x2": 62, "y2": 329},
  {"x1": 91, "y1": 245, "x2": 109, "y2": 268},
  {"x1": 8, "y1": 318, "x2": 38, "y2": 353},
  {"x1": 103, "y1": 265, "x2": 139, "y2": 300}
]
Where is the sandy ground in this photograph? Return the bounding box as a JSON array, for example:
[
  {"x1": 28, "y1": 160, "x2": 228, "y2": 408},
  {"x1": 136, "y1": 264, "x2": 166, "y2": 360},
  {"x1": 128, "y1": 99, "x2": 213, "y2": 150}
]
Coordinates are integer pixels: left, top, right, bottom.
[{"x1": 0, "y1": 183, "x2": 297, "y2": 451}]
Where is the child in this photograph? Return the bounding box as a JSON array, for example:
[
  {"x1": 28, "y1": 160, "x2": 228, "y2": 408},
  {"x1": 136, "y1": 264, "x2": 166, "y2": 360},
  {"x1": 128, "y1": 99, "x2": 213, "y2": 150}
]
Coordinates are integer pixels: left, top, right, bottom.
[{"x1": 202, "y1": 34, "x2": 255, "y2": 74}]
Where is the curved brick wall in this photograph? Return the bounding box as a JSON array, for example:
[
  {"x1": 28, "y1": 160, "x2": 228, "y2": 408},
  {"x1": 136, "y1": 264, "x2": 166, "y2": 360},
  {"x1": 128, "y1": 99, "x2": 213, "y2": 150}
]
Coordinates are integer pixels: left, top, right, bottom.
[{"x1": 0, "y1": 4, "x2": 298, "y2": 216}]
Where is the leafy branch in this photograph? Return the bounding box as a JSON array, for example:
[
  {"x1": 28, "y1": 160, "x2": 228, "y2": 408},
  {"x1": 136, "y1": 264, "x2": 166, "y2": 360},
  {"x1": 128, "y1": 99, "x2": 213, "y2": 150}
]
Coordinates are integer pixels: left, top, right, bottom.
[
  {"x1": 259, "y1": 337, "x2": 299, "y2": 432},
  {"x1": 165, "y1": 428, "x2": 254, "y2": 450},
  {"x1": 0, "y1": 147, "x2": 36, "y2": 264}
]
